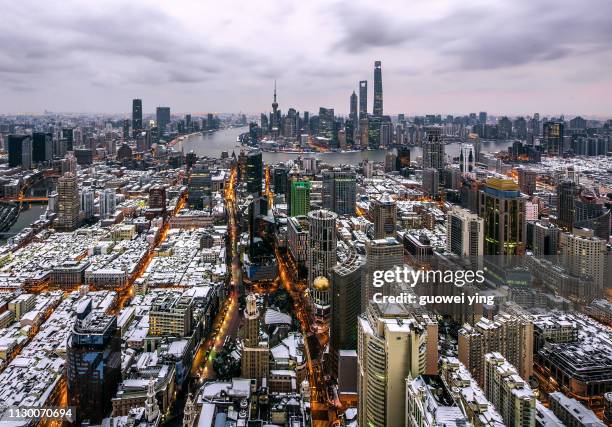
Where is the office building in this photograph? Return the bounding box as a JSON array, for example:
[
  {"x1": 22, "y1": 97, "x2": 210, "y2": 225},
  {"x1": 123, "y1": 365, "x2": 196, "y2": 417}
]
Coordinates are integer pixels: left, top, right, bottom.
[
  {"x1": 479, "y1": 178, "x2": 526, "y2": 255},
  {"x1": 287, "y1": 216, "x2": 309, "y2": 276},
  {"x1": 241, "y1": 294, "x2": 269, "y2": 386},
  {"x1": 67, "y1": 311, "x2": 122, "y2": 424},
  {"x1": 573, "y1": 189, "x2": 611, "y2": 240},
  {"x1": 132, "y1": 99, "x2": 143, "y2": 137},
  {"x1": 422, "y1": 126, "x2": 444, "y2": 178},
  {"x1": 373, "y1": 61, "x2": 383, "y2": 116},
  {"x1": 518, "y1": 168, "x2": 537, "y2": 196},
  {"x1": 396, "y1": 147, "x2": 411, "y2": 171},
  {"x1": 307, "y1": 209, "x2": 337, "y2": 318},
  {"x1": 422, "y1": 168, "x2": 439, "y2": 199},
  {"x1": 8, "y1": 134, "x2": 32, "y2": 169},
  {"x1": 322, "y1": 169, "x2": 356, "y2": 216},
  {"x1": 363, "y1": 237, "x2": 403, "y2": 310},
  {"x1": 99, "y1": 188, "x2": 116, "y2": 219},
  {"x1": 358, "y1": 302, "x2": 432, "y2": 427},
  {"x1": 330, "y1": 250, "x2": 363, "y2": 376},
  {"x1": 246, "y1": 151, "x2": 263, "y2": 195},
  {"x1": 290, "y1": 180, "x2": 311, "y2": 217},
  {"x1": 80, "y1": 188, "x2": 94, "y2": 221},
  {"x1": 272, "y1": 166, "x2": 288, "y2": 195},
  {"x1": 149, "y1": 185, "x2": 167, "y2": 213},
  {"x1": 557, "y1": 180, "x2": 579, "y2": 230},
  {"x1": 149, "y1": 293, "x2": 193, "y2": 337},
  {"x1": 349, "y1": 91, "x2": 358, "y2": 124},
  {"x1": 370, "y1": 193, "x2": 397, "y2": 239},
  {"x1": 156, "y1": 107, "x2": 170, "y2": 135},
  {"x1": 459, "y1": 143, "x2": 475, "y2": 174},
  {"x1": 483, "y1": 353, "x2": 536, "y2": 427},
  {"x1": 543, "y1": 121, "x2": 564, "y2": 156},
  {"x1": 458, "y1": 314, "x2": 534, "y2": 386},
  {"x1": 56, "y1": 172, "x2": 80, "y2": 231},
  {"x1": 188, "y1": 162, "x2": 212, "y2": 209},
  {"x1": 32, "y1": 132, "x2": 52, "y2": 163},
  {"x1": 358, "y1": 80, "x2": 367, "y2": 119}
]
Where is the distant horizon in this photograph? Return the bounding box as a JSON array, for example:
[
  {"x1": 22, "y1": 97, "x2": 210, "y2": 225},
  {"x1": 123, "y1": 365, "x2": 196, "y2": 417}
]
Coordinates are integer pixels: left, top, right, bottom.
[{"x1": 2, "y1": 0, "x2": 612, "y2": 116}]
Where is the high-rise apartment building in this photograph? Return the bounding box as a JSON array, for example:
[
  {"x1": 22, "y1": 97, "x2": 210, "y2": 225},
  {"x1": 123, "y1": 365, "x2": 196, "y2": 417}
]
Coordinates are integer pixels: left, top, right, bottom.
[
  {"x1": 290, "y1": 180, "x2": 311, "y2": 217},
  {"x1": 307, "y1": 209, "x2": 337, "y2": 318},
  {"x1": 373, "y1": 61, "x2": 383, "y2": 117},
  {"x1": 358, "y1": 302, "x2": 433, "y2": 427},
  {"x1": 458, "y1": 314, "x2": 534, "y2": 386},
  {"x1": 67, "y1": 310, "x2": 121, "y2": 424},
  {"x1": 56, "y1": 172, "x2": 80, "y2": 231},
  {"x1": 479, "y1": 178, "x2": 526, "y2": 255},
  {"x1": 422, "y1": 126, "x2": 445, "y2": 178},
  {"x1": 370, "y1": 194, "x2": 397, "y2": 239},
  {"x1": 559, "y1": 228, "x2": 606, "y2": 298},
  {"x1": 447, "y1": 206, "x2": 484, "y2": 267},
  {"x1": 483, "y1": 352, "x2": 536, "y2": 427},
  {"x1": 132, "y1": 99, "x2": 143, "y2": 137},
  {"x1": 322, "y1": 169, "x2": 356, "y2": 216}
]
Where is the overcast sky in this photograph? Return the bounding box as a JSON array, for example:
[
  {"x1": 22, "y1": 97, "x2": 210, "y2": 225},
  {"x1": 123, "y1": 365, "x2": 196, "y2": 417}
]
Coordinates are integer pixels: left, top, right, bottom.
[{"x1": 2, "y1": 0, "x2": 612, "y2": 117}]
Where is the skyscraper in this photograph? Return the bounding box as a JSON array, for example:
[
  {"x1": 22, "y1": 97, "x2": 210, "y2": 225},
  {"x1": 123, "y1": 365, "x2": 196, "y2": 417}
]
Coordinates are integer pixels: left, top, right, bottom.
[
  {"x1": 32, "y1": 132, "x2": 52, "y2": 163},
  {"x1": 517, "y1": 168, "x2": 537, "y2": 196},
  {"x1": 246, "y1": 150, "x2": 263, "y2": 195},
  {"x1": 422, "y1": 168, "x2": 439, "y2": 199},
  {"x1": 459, "y1": 143, "x2": 475, "y2": 174},
  {"x1": 370, "y1": 194, "x2": 397, "y2": 239},
  {"x1": 62, "y1": 128, "x2": 74, "y2": 151},
  {"x1": 67, "y1": 310, "x2": 121, "y2": 424},
  {"x1": 99, "y1": 188, "x2": 117, "y2": 219},
  {"x1": 363, "y1": 237, "x2": 403, "y2": 310},
  {"x1": 56, "y1": 172, "x2": 80, "y2": 231},
  {"x1": 447, "y1": 206, "x2": 484, "y2": 265},
  {"x1": 479, "y1": 178, "x2": 526, "y2": 255},
  {"x1": 289, "y1": 180, "x2": 311, "y2": 217},
  {"x1": 358, "y1": 302, "x2": 432, "y2": 427},
  {"x1": 373, "y1": 61, "x2": 383, "y2": 117},
  {"x1": 132, "y1": 99, "x2": 143, "y2": 137},
  {"x1": 358, "y1": 80, "x2": 367, "y2": 119},
  {"x1": 556, "y1": 180, "x2": 579, "y2": 231},
  {"x1": 543, "y1": 121, "x2": 564, "y2": 156},
  {"x1": 559, "y1": 228, "x2": 606, "y2": 299},
  {"x1": 322, "y1": 169, "x2": 356, "y2": 216},
  {"x1": 307, "y1": 209, "x2": 338, "y2": 318},
  {"x1": 422, "y1": 126, "x2": 445, "y2": 178},
  {"x1": 349, "y1": 91, "x2": 358, "y2": 124},
  {"x1": 7, "y1": 134, "x2": 32, "y2": 169},
  {"x1": 330, "y1": 250, "x2": 362, "y2": 376},
  {"x1": 241, "y1": 294, "x2": 269, "y2": 386},
  {"x1": 80, "y1": 188, "x2": 94, "y2": 221},
  {"x1": 156, "y1": 107, "x2": 170, "y2": 135}
]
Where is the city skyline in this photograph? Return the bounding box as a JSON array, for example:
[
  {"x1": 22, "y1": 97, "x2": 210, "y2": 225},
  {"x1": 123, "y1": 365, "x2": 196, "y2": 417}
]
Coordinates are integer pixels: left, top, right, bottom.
[{"x1": 2, "y1": 0, "x2": 612, "y2": 116}]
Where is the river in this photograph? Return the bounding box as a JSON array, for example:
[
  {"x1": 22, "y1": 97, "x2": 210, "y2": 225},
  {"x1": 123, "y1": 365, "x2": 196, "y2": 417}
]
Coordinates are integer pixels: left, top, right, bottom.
[
  {"x1": 179, "y1": 126, "x2": 513, "y2": 165},
  {"x1": 0, "y1": 204, "x2": 47, "y2": 243}
]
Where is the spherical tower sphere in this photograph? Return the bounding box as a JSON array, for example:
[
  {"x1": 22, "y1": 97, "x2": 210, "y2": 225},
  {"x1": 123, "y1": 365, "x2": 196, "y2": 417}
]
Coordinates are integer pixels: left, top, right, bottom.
[{"x1": 313, "y1": 276, "x2": 330, "y2": 292}]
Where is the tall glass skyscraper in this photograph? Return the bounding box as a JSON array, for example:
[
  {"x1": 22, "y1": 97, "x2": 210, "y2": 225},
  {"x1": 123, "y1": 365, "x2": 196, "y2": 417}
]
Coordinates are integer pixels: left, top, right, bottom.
[
  {"x1": 359, "y1": 80, "x2": 368, "y2": 119},
  {"x1": 67, "y1": 310, "x2": 121, "y2": 423},
  {"x1": 132, "y1": 98, "x2": 143, "y2": 137},
  {"x1": 373, "y1": 61, "x2": 383, "y2": 117}
]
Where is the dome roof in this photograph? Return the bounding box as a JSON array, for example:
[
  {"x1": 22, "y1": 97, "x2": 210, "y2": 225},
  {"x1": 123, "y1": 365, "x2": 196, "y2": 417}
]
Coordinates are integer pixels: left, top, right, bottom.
[{"x1": 313, "y1": 276, "x2": 330, "y2": 292}]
